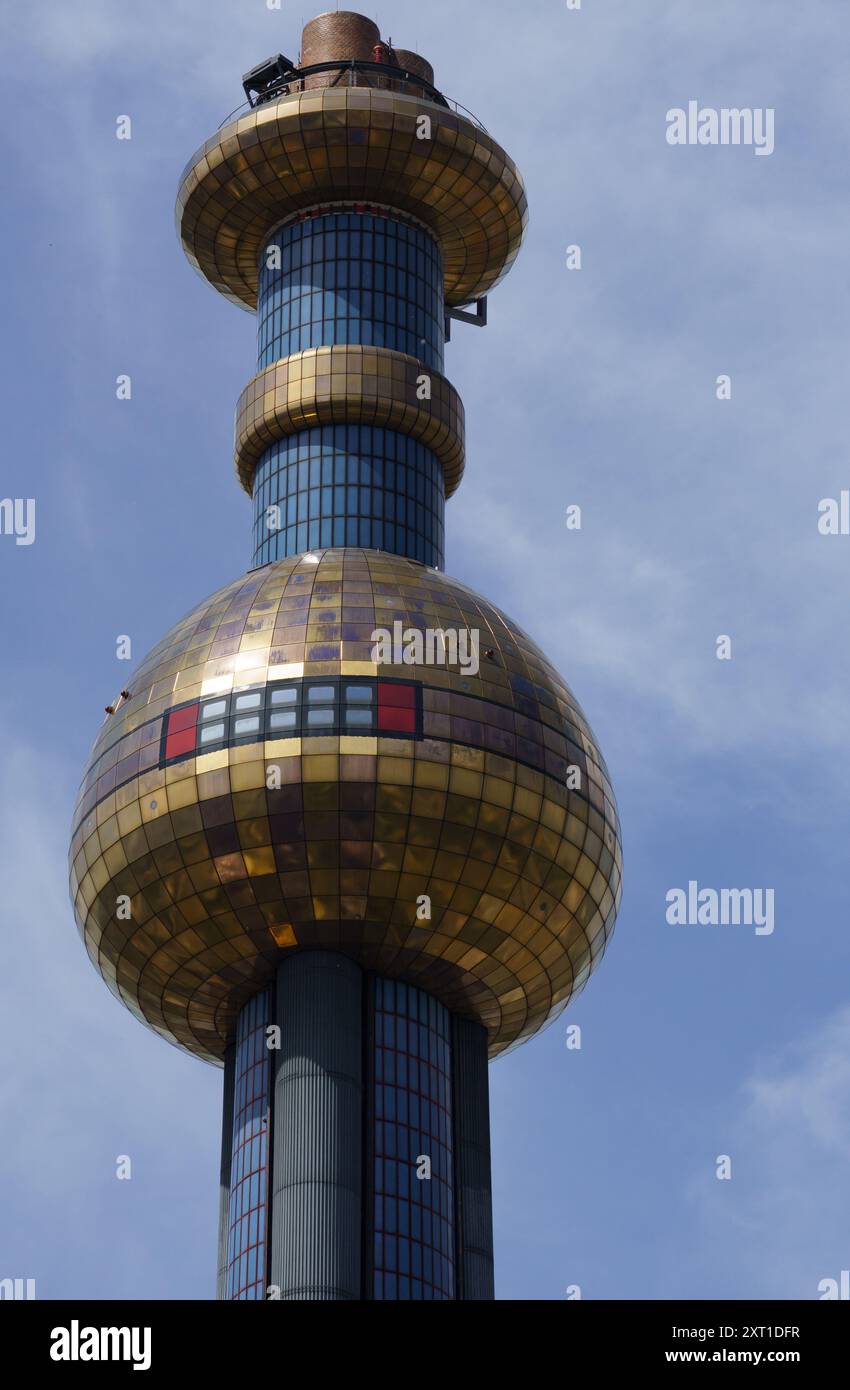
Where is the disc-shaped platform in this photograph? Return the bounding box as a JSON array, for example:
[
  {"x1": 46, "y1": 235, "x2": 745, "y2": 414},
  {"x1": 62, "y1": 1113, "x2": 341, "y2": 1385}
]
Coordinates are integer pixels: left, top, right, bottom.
[
  {"x1": 176, "y1": 87, "x2": 528, "y2": 312},
  {"x1": 233, "y1": 346, "x2": 465, "y2": 498}
]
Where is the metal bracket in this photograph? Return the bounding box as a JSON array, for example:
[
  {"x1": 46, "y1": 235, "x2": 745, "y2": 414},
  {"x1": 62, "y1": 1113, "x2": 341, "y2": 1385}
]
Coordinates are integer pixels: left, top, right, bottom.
[{"x1": 444, "y1": 297, "x2": 488, "y2": 342}]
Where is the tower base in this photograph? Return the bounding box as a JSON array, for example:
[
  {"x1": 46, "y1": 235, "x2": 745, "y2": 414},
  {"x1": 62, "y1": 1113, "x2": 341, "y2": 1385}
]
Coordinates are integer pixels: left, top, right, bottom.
[{"x1": 218, "y1": 952, "x2": 494, "y2": 1301}]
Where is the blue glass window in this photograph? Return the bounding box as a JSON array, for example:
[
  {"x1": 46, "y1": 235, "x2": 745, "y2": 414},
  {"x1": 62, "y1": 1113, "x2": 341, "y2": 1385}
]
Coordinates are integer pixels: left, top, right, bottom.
[
  {"x1": 225, "y1": 991, "x2": 271, "y2": 1300},
  {"x1": 252, "y1": 425, "x2": 444, "y2": 570},
  {"x1": 372, "y1": 978, "x2": 455, "y2": 1300},
  {"x1": 258, "y1": 212, "x2": 445, "y2": 372}
]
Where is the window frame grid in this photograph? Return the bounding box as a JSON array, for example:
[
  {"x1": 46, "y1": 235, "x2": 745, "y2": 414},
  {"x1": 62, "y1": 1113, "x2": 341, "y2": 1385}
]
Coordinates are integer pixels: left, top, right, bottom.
[
  {"x1": 257, "y1": 210, "x2": 446, "y2": 374},
  {"x1": 160, "y1": 678, "x2": 423, "y2": 765},
  {"x1": 224, "y1": 989, "x2": 271, "y2": 1301},
  {"x1": 370, "y1": 976, "x2": 456, "y2": 1302},
  {"x1": 251, "y1": 423, "x2": 445, "y2": 572}
]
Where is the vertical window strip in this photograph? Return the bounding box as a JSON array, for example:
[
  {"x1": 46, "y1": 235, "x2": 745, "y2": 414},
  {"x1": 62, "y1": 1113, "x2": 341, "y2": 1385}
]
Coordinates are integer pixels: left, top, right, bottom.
[
  {"x1": 225, "y1": 989, "x2": 271, "y2": 1300},
  {"x1": 371, "y1": 978, "x2": 455, "y2": 1300}
]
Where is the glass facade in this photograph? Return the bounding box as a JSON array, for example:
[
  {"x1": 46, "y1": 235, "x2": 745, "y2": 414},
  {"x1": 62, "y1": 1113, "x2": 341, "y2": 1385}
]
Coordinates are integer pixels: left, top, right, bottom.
[
  {"x1": 253, "y1": 209, "x2": 447, "y2": 568},
  {"x1": 258, "y1": 212, "x2": 444, "y2": 371},
  {"x1": 251, "y1": 425, "x2": 444, "y2": 568},
  {"x1": 225, "y1": 990, "x2": 271, "y2": 1300},
  {"x1": 372, "y1": 978, "x2": 455, "y2": 1300}
]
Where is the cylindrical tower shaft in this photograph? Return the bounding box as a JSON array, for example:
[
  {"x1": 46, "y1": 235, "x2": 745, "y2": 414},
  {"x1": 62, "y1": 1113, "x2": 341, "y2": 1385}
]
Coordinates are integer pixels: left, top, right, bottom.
[
  {"x1": 216, "y1": 1045, "x2": 236, "y2": 1299},
  {"x1": 270, "y1": 952, "x2": 364, "y2": 1300},
  {"x1": 452, "y1": 1016, "x2": 495, "y2": 1299},
  {"x1": 367, "y1": 974, "x2": 456, "y2": 1298},
  {"x1": 221, "y1": 990, "x2": 272, "y2": 1300},
  {"x1": 252, "y1": 209, "x2": 447, "y2": 569},
  {"x1": 216, "y1": 958, "x2": 495, "y2": 1300}
]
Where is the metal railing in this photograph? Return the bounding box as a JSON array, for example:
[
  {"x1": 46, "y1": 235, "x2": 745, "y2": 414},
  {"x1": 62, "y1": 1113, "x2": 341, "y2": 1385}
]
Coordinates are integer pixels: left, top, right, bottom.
[{"x1": 219, "y1": 59, "x2": 489, "y2": 134}]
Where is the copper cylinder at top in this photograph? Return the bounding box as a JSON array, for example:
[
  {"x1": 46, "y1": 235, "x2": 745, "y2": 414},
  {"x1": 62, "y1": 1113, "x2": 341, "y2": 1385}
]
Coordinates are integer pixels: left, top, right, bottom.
[{"x1": 300, "y1": 11, "x2": 381, "y2": 89}]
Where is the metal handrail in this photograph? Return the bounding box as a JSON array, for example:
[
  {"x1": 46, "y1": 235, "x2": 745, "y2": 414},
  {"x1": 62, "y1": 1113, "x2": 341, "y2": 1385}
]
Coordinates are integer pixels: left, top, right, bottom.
[{"x1": 219, "y1": 59, "x2": 489, "y2": 135}]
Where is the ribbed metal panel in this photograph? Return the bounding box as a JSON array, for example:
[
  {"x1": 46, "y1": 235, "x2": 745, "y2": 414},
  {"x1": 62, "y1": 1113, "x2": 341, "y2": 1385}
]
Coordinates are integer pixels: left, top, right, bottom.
[
  {"x1": 270, "y1": 952, "x2": 363, "y2": 1300},
  {"x1": 361, "y1": 974, "x2": 377, "y2": 1297},
  {"x1": 216, "y1": 1045, "x2": 236, "y2": 1300},
  {"x1": 452, "y1": 1016, "x2": 495, "y2": 1300}
]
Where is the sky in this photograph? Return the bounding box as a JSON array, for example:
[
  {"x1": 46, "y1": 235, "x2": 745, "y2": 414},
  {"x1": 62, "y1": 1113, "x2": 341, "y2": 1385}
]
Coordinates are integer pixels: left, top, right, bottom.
[{"x1": 1, "y1": 0, "x2": 849, "y2": 1301}]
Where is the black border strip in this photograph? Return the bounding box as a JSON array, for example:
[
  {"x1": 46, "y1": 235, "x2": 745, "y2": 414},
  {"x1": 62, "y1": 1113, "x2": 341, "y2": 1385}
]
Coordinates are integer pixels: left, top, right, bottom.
[{"x1": 159, "y1": 676, "x2": 424, "y2": 769}]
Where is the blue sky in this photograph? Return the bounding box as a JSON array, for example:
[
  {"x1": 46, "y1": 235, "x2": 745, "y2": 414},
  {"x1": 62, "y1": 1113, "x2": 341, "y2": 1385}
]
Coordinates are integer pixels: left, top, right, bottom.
[{"x1": 2, "y1": 0, "x2": 849, "y2": 1300}]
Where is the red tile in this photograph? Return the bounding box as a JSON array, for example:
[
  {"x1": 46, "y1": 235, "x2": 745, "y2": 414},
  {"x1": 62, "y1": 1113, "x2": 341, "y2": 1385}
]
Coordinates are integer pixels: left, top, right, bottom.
[
  {"x1": 378, "y1": 704, "x2": 416, "y2": 734},
  {"x1": 166, "y1": 727, "x2": 198, "y2": 759},
  {"x1": 378, "y1": 682, "x2": 416, "y2": 708},
  {"x1": 167, "y1": 703, "x2": 199, "y2": 734}
]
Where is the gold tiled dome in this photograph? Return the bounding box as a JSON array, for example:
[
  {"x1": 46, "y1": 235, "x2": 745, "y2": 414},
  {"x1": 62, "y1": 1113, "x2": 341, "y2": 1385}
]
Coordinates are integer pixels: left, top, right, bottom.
[{"x1": 69, "y1": 550, "x2": 621, "y2": 1065}]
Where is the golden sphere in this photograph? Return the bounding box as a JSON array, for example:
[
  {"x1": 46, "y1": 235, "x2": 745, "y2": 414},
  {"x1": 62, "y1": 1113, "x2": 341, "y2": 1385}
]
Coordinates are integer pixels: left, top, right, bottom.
[{"x1": 69, "y1": 549, "x2": 621, "y2": 1063}]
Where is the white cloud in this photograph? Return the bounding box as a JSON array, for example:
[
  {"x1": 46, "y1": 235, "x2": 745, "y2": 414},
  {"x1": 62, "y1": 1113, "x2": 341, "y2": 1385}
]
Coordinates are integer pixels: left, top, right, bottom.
[{"x1": 691, "y1": 1006, "x2": 850, "y2": 1299}]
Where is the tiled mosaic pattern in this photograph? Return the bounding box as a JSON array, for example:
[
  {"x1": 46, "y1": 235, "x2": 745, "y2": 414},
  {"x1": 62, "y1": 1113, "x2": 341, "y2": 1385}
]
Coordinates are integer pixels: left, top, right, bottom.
[
  {"x1": 69, "y1": 550, "x2": 622, "y2": 1066},
  {"x1": 176, "y1": 87, "x2": 528, "y2": 312},
  {"x1": 234, "y1": 346, "x2": 464, "y2": 498}
]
